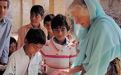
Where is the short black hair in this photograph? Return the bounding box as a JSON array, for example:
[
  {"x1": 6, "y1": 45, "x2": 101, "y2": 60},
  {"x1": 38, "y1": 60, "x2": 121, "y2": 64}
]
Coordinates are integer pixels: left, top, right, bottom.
[
  {"x1": 30, "y1": 5, "x2": 44, "y2": 17},
  {"x1": 10, "y1": 37, "x2": 17, "y2": 45},
  {"x1": 51, "y1": 14, "x2": 70, "y2": 31},
  {"x1": 25, "y1": 28, "x2": 46, "y2": 45},
  {"x1": 44, "y1": 14, "x2": 55, "y2": 24}
]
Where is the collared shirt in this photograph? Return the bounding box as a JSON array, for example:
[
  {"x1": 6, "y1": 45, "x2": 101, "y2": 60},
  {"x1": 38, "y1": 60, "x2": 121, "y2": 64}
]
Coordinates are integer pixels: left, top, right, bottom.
[
  {"x1": 41, "y1": 37, "x2": 77, "y2": 74},
  {"x1": 3, "y1": 47, "x2": 42, "y2": 75},
  {"x1": 0, "y1": 18, "x2": 11, "y2": 64}
]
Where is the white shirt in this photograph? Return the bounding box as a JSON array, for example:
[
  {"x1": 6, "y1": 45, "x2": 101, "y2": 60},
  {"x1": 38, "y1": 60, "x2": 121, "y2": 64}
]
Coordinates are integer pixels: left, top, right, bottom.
[{"x1": 3, "y1": 47, "x2": 42, "y2": 75}]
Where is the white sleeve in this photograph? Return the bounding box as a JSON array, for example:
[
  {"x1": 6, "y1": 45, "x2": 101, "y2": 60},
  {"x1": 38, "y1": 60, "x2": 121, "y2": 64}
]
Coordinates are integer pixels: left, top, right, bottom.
[
  {"x1": 38, "y1": 53, "x2": 43, "y2": 74},
  {"x1": 69, "y1": 49, "x2": 77, "y2": 66},
  {"x1": 3, "y1": 55, "x2": 15, "y2": 75}
]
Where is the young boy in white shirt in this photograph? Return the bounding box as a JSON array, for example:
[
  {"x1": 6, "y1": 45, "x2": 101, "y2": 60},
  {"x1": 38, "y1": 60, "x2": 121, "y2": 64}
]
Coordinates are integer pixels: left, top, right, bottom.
[{"x1": 4, "y1": 28, "x2": 46, "y2": 75}]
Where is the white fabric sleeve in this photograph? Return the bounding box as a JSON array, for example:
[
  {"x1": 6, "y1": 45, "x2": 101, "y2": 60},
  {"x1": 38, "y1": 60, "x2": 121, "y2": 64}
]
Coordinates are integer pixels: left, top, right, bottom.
[{"x1": 3, "y1": 55, "x2": 15, "y2": 75}]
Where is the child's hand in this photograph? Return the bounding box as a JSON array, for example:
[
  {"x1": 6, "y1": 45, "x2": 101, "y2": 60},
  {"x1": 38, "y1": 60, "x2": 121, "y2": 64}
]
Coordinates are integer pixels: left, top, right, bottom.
[{"x1": 50, "y1": 70, "x2": 71, "y2": 75}]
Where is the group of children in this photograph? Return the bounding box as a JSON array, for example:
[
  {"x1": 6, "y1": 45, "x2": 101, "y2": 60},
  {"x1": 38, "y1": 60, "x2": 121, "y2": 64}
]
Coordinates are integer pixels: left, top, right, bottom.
[
  {"x1": 2, "y1": 4, "x2": 78, "y2": 75},
  {"x1": 1, "y1": 0, "x2": 121, "y2": 75}
]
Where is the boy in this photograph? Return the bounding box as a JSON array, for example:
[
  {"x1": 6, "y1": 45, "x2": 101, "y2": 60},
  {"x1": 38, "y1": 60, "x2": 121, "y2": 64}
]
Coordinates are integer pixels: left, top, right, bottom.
[
  {"x1": 17, "y1": 5, "x2": 47, "y2": 49},
  {"x1": 44, "y1": 14, "x2": 54, "y2": 40},
  {"x1": 4, "y1": 28, "x2": 46, "y2": 75},
  {"x1": 9, "y1": 37, "x2": 17, "y2": 56},
  {"x1": 41, "y1": 14, "x2": 77, "y2": 75}
]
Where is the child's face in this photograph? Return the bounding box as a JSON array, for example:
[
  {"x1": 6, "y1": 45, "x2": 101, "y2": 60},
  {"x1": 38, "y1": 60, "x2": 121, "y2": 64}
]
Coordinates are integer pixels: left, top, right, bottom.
[
  {"x1": 9, "y1": 42, "x2": 17, "y2": 54},
  {"x1": 30, "y1": 13, "x2": 42, "y2": 27},
  {"x1": 30, "y1": 43, "x2": 44, "y2": 54},
  {"x1": 53, "y1": 26, "x2": 68, "y2": 41},
  {"x1": 44, "y1": 21, "x2": 52, "y2": 32},
  {"x1": 0, "y1": 1, "x2": 8, "y2": 21}
]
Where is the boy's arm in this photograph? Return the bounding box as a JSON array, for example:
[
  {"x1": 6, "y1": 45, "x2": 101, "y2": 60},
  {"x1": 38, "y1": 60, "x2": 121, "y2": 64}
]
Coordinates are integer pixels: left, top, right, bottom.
[{"x1": 3, "y1": 55, "x2": 15, "y2": 75}]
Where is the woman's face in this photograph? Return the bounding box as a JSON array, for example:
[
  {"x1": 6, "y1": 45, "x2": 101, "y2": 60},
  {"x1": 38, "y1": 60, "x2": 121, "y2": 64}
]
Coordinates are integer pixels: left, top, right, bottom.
[{"x1": 70, "y1": 5, "x2": 90, "y2": 28}]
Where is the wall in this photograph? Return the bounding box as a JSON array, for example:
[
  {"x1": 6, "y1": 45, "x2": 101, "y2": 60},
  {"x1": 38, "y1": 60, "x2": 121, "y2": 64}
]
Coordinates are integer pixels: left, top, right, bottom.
[
  {"x1": 33, "y1": 0, "x2": 49, "y2": 15},
  {"x1": 9, "y1": 0, "x2": 121, "y2": 34},
  {"x1": 101, "y1": 0, "x2": 121, "y2": 26},
  {"x1": 54, "y1": 0, "x2": 65, "y2": 15},
  {"x1": 8, "y1": 0, "x2": 21, "y2": 33}
]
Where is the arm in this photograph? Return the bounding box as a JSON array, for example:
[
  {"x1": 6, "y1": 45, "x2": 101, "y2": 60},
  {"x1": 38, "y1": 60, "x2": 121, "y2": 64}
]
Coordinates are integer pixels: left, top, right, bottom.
[
  {"x1": 0, "y1": 24, "x2": 11, "y2": 64},
  {"x1": 3, "y1": 55, "x2": 15, "y2": 75},
  {"x1": 69, "y1": 65, "x2": 82, "y2": 74},
  {"x1": 68, "y1": 48, "x2": 83, "y2": 75},
  {"x1": 1, "y1": 36, "x2": 10, "y2": 64},
  {"x1": 63, "y1": 65, "x2": 84, "y2": 75},
  {"x1": 69, "y1": 48, "x2": 77, "y2": 67},
  {"x1": 17, "y1": 27, "x2": 25, "y2": 49}
]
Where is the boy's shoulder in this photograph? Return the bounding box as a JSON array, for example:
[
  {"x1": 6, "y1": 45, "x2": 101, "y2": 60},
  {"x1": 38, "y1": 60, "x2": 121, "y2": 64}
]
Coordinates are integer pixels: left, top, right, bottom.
[
  {"x1": 41, "y1": 40, "x2": 51, "y2": 50},
  {"x1": 44, "y1": 40, "x2": 51, "y2": 46}
]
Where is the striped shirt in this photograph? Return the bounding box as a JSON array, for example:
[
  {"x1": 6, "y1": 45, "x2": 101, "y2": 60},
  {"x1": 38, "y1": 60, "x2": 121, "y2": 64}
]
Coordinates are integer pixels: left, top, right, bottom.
[{"x1": 41, "y1": 37, "x2": 77, "y2": 74}]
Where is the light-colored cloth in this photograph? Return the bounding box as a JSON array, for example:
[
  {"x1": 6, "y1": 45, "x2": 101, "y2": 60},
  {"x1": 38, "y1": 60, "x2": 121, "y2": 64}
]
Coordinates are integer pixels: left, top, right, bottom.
[
  {"x1": 3, "y1": 47, "x2": 42, "y2": 75},
  {"x1": 41, "y1": 37, "x2": 77, "y2": 75},
  {"x1": 0, "y1": 18, "x2": 11, "y2": 64},
  {"x1": 17, "y1": 23, "x2": 47, "y2": 49},
  {"x1": 0, "y1": 64, "x2": 7, "y2": 71},
  {"x1": 73, "y1": 0, "x2": 121, "y2": 75}
]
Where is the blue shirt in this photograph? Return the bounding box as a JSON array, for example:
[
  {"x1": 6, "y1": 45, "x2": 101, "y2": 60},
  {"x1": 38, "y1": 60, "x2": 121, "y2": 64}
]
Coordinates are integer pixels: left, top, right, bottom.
[{"x1": 0, "y1": 17, "x2": 11, "y2": 64}]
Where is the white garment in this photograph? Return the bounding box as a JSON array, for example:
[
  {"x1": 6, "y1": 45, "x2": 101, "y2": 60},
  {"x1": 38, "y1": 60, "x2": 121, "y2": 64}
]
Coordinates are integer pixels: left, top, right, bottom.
[{"x1": 3, "y1": 47, "x2": 42, "y2": 75}]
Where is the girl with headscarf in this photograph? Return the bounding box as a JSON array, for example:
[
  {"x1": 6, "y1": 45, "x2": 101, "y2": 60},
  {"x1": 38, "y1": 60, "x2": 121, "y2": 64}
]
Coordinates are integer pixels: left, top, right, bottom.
[{"x1": 63, "y1": 0, "x2": 121, "y2": 75}]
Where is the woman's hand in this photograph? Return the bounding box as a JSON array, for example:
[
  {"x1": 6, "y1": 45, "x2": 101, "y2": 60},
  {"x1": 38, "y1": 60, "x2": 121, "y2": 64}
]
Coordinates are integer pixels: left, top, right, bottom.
[{"x1": 81, "y1": 65, "x2": 86, "y2": 75}]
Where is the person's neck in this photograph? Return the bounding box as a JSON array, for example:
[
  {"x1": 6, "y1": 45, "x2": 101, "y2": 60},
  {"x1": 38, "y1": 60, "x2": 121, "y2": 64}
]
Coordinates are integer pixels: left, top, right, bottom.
[
  {"x1": 31, "y1": 24, "x2": 40, "y2": 29},
  {"x1": 54, "y1": 37, "x2": 66, "y2": 45}
]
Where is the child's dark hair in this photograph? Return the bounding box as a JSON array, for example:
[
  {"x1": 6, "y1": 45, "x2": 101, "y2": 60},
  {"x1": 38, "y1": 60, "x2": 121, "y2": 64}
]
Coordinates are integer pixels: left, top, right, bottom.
[
  {"x1": 25, "y1": 28, "x2": 46, "y2": 44},
  {"x1": 30, "y1": 5, "x2": 44, "y2": 17},
  {"x1": 10, "y1": 37, "x2": 17, "y2": 45},
  {"x1": 51, "y1": 14, "x2": 70, "y2": 31},
  {"x1": 44, "y1": 14, "x2": 55, "y2": 24}
]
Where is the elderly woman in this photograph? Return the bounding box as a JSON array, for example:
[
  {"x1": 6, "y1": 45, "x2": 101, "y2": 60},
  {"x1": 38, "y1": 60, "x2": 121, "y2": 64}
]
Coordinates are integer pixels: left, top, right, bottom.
[{"x1": 63, "y1": 0, "x2": 121, "y2": 75}]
